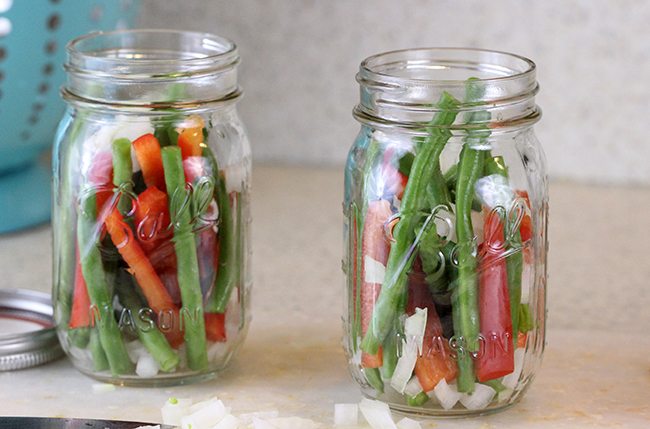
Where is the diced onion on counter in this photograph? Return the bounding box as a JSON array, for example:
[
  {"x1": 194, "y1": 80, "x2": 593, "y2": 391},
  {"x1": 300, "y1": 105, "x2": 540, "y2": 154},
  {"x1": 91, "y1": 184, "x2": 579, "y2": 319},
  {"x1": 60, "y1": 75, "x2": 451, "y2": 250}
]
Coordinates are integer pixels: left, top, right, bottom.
[
  {"x1": 459, "y1": 384, "x2": 496, "y2": 410},
  {"x1": 251, "y1": 418, "x2": 276, "y2": 429},
  {"x1": 213, "y1": 414, "x2": 240, "y2": 429},
  {"x1": 364, "y1": 256, "x2": 386, "y2": 284},
  {"x1": 396, "y1": 417, "x2": 422, "y2": 429},
  {"x1": 181, "y1": 398, "x2": 228, "y2": 429},
  {"x1": 238, "y1": 411, "x2": 280, "y2": 425},
  {"x1": 431, "y1": 379, "x2": 461, "y2": 410},
  {"x1": 334, "y1": 403, "x2": 359, "y2": 426},
  {"x1": 161, "y1": 397, "x2": 192, "y2": 426},
  {"x1": 358, "y1": 398, "x2": 398, "y2": 429},
  {"x1": 91, "y1": 383, "x2": 115, "y2": 394}
]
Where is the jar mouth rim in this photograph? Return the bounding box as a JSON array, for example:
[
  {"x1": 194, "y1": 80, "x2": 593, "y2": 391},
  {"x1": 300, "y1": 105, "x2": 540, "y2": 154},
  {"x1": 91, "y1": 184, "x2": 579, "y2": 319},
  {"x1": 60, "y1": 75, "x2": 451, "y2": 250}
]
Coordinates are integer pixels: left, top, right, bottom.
[
  {"x1": 66, "y1": 29, "x2": 239, "y2": 76},
  {"x1": 360, "y1": 47, "x2": 536, "y2": 86}
]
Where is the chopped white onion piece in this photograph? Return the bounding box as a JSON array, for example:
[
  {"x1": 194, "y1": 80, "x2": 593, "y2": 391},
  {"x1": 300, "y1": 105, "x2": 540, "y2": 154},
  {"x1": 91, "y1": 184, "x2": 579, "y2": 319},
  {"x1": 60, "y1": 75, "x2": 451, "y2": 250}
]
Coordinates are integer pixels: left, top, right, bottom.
[
  {"x1": 252, "y1": 417, "x2": 276, "y2": 429},
  {"x1": 134, "y1": 426, "x2": 160, "y2": 429},
  {"x1": 498, "y1": 388, "x2": 514, "y2": 403},
  {"x1": 181, "y1": 398, "x2": 228, "y2": 429},
  {"x1": 334, "y1": 403, "x2": 359, "y2": 426},
  {"x1": 358, "y1": 398, "x2": 398, "y2": 429},
  {"x1": 136, "y1": 352, "x2": 160, "y2": 378},
  {"x1": 502, "y1": 348, "x2": 526, "y2": 389},
  {"x1": 224, "y1": 163, "x2": 247, "y2": 193},
  {"x1": 403, "y1": 307, "x2": 427, "y2": 354},
  {"x1": 520, "y1": 262, "x2": 533, "y2": 304},
  {"x1": 459, "y1": 384, "x2": 496, "y2": 410},
  {"x1": 161, "y1": 397, "x2": 192, "y2": 426},
  {"x1": 474, "y1": 174, "x2": 515, "y2": 210},
  {"x1": 390, "y1": 340, "x2": 419, "y2": 394},
  {"x1": 364, "y1": 256, "x2": 386, "y2": 284},
  {"x1": 403, "y1": 376, "x2": 423, "y2": 398},
  {"x1": 396, "y1": 417, "x2": 422, "y2": 429},
  {"x1": 126, "y1": 340, "x2": 147, "y2": 363},
  {"x1": 431, "y1": 379, "x2": 461, "y2": 410},
  {"x1": 239, "y1": 411, "x2": 280, "y2": 425},
  {"x1": 213, "y1": 414, "x2": 240, "y2": 429},
  {"x1": 349, "y1": 349, "x2": 362, "y2": 366},
  {"x1": 268, "y1": 417, "x2": 319, "y2": 429},
  {"x1": 91, "y1": 383, "x2": 115, "y2": 394}
]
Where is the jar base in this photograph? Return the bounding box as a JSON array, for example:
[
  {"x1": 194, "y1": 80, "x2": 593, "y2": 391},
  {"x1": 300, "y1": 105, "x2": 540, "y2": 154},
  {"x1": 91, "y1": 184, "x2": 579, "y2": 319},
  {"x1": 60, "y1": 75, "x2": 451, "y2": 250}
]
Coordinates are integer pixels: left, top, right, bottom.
[
  {"x1": 362, "y1": 392, "x2": 524, "y2": 419},
  {"x1": 75, "y1": 365, "x2": 229, "y2": 388}
]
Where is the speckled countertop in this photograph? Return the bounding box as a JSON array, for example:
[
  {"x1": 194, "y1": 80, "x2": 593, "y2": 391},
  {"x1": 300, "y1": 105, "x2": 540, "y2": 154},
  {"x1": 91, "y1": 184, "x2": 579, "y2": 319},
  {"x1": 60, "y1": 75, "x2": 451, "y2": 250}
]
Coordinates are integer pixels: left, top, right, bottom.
[{"x1": 1, "y1": 165, "x2": 649, "y2": 428}]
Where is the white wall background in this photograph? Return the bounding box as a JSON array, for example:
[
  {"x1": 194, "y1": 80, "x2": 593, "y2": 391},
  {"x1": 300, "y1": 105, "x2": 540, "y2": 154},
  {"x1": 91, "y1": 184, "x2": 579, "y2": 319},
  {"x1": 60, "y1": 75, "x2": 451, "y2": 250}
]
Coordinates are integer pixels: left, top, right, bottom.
[{"x1": 140, "y1": 0, "x2": 650, "y2": 185}]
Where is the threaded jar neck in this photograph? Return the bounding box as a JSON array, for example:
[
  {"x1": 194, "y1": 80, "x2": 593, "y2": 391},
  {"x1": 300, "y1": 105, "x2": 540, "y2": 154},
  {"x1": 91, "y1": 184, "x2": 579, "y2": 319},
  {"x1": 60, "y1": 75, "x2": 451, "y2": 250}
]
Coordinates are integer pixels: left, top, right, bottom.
[
  {"x1": 64, "y1": 29, "x2": 241, "y2": 109},
  {"x1": 354, "y1": 48, "x2": 540, "y2": 133}
]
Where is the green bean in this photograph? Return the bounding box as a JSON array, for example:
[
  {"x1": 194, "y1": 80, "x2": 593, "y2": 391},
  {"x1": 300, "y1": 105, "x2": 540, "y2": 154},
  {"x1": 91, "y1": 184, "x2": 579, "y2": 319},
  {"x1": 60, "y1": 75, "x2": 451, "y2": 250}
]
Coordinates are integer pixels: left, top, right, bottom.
[
  {"x1": 116, "y1": 281, "x2": 180, "y2": 373},
  {"x1": 406, "y1": 392, "x2": 430, "y2": 407},
  {"x1": 452, "y1": 78, "x2": 490, "y2": 393},
  {"x1": 89, "y1": 328, "x2": 109, "y2": 372},
  {"x1": 360, "y1": 92, "x2": 460, "y2": 355},
  {"x1": 77, "y1": 192, "x2": 133, "y2": 375},
  {"x1": 364, "y1": 367, "x2": 384, "y2": 394},
  {"x1": 111, "y1": 138, "x2": 133, "y2": 214},
  {"x1": 162, "y1": 146, "x2": 209, "y2": 371},
  {"x1": 68, "y1": 327, "x2": 90, "y2": 349},
  {"x1": 202, "y1": 147, "x2": 238, "y2": 314}
]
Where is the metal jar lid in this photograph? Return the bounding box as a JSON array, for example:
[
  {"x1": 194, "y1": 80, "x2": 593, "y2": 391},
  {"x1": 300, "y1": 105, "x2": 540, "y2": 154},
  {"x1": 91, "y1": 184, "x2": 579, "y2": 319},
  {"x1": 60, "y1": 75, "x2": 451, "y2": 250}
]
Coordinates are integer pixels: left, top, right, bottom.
[{"x1": 0, "y1": 288, "x2": 63, "y2": 371}]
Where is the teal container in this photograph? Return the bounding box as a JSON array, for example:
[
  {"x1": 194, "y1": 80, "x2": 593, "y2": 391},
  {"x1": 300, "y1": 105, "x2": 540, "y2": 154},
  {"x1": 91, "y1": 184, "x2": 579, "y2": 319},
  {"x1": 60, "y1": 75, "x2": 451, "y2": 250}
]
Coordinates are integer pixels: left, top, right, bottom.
[{"x1": 0, "y1": 0, "x2": 139, "y2": 233}]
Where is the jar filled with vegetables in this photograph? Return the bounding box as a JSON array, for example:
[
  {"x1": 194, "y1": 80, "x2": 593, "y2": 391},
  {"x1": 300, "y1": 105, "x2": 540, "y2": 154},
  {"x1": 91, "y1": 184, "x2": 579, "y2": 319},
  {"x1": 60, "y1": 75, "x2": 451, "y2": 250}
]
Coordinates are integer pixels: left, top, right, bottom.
[
  {"x1": 52, "y1": 30, "x2": 251, "y2": 386},
  {"x1": 343, "y1": 48, "x2": 547, "y2": 415}
]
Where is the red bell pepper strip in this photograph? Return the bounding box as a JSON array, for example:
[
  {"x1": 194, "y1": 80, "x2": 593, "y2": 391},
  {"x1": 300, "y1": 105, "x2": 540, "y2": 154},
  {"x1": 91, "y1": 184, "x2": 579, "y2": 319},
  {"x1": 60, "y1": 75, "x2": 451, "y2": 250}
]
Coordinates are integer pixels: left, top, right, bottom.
[
  {"x1": 133, "y1": 186, "x2": 181, "y2": 305},
  {"x1": 204, "y1": 312, "x2": 227, "y2": 342},
  {"x1": 133, "y1": 133, "x2": 167, "y2": 192},
  {"x1": 475, "y1": 210, "x2": 515, "y2": 382},
  {"x1": 407, "y1": 260, "x2": 458, "y2": 392},
  {"x1": 360, "y1": 199, "x2": 393, "y2": 368},
  {"x1": 70, "y1": 152, "x2": 114, "y2": 329},
  {"x1": 104, "y1": 208, "x2": 184, "y2": 348},
  {"x1": 178, "y1": 126, "x2": 204, "y2": 159},
  {"x1": 69, "y1": 247, "x2": 92, "y2": 329}
]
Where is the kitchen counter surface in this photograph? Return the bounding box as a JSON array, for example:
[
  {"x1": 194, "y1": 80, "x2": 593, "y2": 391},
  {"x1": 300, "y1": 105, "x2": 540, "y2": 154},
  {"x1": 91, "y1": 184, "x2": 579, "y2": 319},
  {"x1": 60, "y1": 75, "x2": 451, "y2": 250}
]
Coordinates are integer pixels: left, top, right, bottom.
[{"x1": 1, "y1": 165, "x2": 649, "y2": 428}]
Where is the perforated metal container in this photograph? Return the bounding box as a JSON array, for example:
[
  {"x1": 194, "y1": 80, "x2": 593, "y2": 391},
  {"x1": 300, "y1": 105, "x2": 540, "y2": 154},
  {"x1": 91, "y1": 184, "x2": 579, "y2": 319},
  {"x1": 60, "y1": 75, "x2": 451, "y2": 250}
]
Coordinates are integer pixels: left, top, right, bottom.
[{"x1": 0, "y1": 0, "x2": 139, "y2": 233}]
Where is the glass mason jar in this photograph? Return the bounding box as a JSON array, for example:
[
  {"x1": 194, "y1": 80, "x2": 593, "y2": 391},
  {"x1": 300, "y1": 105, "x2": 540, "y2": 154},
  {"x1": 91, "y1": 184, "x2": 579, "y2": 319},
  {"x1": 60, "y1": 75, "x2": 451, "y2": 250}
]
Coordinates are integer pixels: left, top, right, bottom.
[
  {"x1": 343, "y1": 48, "x2": 547, "y2": 415},
  {"x1": 52, "y1": 30, "x2": 252, "y2": 386}
]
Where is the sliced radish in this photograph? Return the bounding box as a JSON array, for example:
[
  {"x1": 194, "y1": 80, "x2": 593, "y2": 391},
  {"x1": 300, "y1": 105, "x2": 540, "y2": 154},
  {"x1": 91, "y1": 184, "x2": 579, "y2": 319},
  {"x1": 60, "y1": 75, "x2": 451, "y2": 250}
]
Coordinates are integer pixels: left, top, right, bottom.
[
  {"x1": 431, "y1": 379, "x2": 461, "y2": 410},
  {"x1": 334, "y1": 403, "x2": 359, "y2": 426},
  {"x1": 358, "y1": 398, "x2": 398, "y2": 429},
  {"x1": 459, "y1": 384, "x2": 496, "y2": 410}
]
